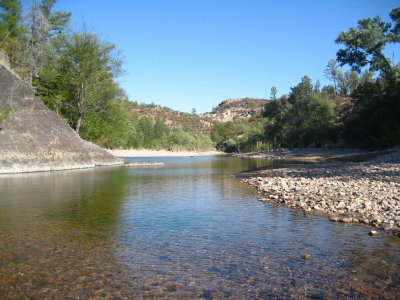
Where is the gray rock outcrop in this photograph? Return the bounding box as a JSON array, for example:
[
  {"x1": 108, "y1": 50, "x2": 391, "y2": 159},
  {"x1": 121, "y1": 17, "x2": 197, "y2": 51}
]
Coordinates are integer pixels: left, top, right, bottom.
[{"x1": 0, "y1": 64, "x2": 123, "y2": 173}]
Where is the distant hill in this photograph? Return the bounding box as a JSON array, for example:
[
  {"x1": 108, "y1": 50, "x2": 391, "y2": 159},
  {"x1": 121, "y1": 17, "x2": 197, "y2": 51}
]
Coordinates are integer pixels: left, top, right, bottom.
[
  {"x1": 120, "y1": 98, "x2": 269, "y2": 134},
  {"x1": 121, "y1": 101, "x2": 215, "y2": 135},
  {"x1": 203, "y1": 98, "x2": 268, "y2": 122}
]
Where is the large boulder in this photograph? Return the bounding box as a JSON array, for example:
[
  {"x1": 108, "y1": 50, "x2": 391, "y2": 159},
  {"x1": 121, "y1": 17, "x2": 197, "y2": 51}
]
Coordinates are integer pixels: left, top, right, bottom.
[{"x1": 0, "y1": 64, "x2": 123, "y2": 173}]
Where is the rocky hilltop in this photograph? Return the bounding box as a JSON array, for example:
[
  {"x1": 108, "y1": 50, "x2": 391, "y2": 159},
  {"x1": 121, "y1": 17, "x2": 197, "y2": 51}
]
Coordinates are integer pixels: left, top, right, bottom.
[
  {"x1": 203, "y1": 98, "x2": 268, "y2": 122},
  {"x1": 0, "y1": 63, "x2": 123, "y2": 173}
]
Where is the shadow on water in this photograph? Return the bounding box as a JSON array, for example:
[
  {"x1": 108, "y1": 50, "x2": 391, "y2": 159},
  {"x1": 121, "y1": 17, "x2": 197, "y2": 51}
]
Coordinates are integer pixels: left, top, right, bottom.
[
  {"x1": 44, "y1": 168, "x2": 132, "y2": 232},
  {"x1": 0, "y1": 167, "x2": 135, "y2": 299},
  {"x1": 0, "y1": 167, "x2": 130, "y2": 233}
]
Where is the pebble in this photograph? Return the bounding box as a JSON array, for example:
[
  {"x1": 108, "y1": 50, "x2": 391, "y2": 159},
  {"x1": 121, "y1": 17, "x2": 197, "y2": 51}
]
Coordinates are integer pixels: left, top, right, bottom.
[{"x1": 242, "y1": 151, "x2": 400, "y2": 237}]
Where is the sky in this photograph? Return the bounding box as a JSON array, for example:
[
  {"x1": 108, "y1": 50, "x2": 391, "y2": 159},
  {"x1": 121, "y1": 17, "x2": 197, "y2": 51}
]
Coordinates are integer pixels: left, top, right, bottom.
[{"x1": 22, "y1": 0, "x2": 400, "y2": 113}]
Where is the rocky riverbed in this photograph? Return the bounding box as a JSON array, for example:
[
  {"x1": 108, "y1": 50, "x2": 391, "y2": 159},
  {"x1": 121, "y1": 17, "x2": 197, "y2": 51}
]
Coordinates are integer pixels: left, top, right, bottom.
[{"x1": 241, "y1": 150, "x2": 400, "y2": 237}]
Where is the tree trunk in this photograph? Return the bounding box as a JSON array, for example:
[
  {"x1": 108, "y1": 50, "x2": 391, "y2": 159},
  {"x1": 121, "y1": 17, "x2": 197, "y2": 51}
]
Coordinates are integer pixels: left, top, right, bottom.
[{"x1": 75, "y1": 114, "x2": 82, "y2": 134}]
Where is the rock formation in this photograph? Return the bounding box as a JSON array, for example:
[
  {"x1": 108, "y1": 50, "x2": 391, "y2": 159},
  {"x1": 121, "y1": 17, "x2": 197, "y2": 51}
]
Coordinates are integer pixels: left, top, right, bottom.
[{"x1": 0, "y1": 63, "x2": 123, "y2": 173}]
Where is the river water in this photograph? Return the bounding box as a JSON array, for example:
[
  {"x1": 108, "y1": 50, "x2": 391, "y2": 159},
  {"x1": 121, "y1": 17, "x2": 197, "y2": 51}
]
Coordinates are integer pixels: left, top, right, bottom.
[{"x1": 0, "y1": 156, "x2": 399, "y2": 299}]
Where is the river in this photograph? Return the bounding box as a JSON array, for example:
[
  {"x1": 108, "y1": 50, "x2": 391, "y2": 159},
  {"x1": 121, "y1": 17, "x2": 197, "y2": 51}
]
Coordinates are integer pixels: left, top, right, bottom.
[{"x1": 0, "y1": 156, "x2": 399, "y2": 299}]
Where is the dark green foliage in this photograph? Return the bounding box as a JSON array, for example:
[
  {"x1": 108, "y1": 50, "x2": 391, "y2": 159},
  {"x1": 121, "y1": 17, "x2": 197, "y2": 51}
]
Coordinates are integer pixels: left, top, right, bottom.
[
  {"x1": 80, "y1": 100, "x2": 132, "y2": 149},
  {"x1": 79, "y1": 100, "x2": 215, "y2": 150},
  {"x1": 0, "y1": 0, "x2": 22, "y2": 68},
  {"x1": 0, "y1": 0, "x2": 21, "y2": 39},
  {"x1": 262, "y1": 98, "x2": 286, "y2": 119},
  {"x1": 34, "y1": 31, "x2": 122, "y2": 133},
  {"x1": 342, "y1": 80, "x2": 400, "y2": 148},
  {"x1": 335, "y1": 7, "x2": 400, "y2": 79},
  {"x1": 288, "y1": 75, "x2": 313, "y2": 103},
  {"x1": 263, "y1": 76, "x2": 337, "y2": 149},
  {"x1": 7, "y1": 3, "x2": 400, "y2": 154},
  {"x1": 211, "y1": 118, "x2": 270, "y2": 152},
  {"x1": 335, "y1": 7, "x2": 400, "y2": 149}
]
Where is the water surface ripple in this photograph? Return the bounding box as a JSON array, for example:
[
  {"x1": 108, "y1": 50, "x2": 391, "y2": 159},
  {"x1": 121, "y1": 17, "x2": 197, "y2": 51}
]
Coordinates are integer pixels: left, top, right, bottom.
[{"x1": 0, "y1": 156, "x2": 399, "y2": 299}]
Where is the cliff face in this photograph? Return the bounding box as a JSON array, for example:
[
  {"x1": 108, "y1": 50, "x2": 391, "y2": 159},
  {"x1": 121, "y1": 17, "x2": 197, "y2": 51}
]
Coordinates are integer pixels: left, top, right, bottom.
[
  {"x1": 0, "y1": 64, "x2": 123, "y2": 173},
  {"x1": 203, "y1": 98, "x2": 268, "y2": 122}
]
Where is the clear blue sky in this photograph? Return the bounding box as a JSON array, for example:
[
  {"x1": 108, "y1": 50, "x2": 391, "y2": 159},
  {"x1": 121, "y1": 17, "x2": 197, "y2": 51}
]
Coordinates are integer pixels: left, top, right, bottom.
[{"x1": 23, "y1": 0, "x2": 400, "y2": 113}]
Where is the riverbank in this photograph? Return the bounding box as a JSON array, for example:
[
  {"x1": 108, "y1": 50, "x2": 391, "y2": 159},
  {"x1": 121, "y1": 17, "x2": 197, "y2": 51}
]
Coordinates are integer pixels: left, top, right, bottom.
[
  {"x1": 107, "y1": 149, "x2": 224, "y2": 157},
  {"x1": 235, "y1": 148, "x2": 397, "y2": 163},
  {"x1": 240, "y1": 150, "x2": 400, "y2": 237}
]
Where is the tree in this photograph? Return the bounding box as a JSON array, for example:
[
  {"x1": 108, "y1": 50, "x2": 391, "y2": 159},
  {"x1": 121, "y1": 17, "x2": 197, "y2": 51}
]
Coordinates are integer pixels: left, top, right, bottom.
[
  {"x1": 336, "y1": 8, "x2": 400, "y2": 149},
  {"x1": 359, "y1": 70, "x2": 373, "y2": 85},
  {"x1": 321, "y1": 85, "x2": 336, "y2": 98},
  {"x1": 39, "y1": 0, "x2": 70, "y2": 35},
  {"x1": 314, "y1": 80, "x2": 321, "y2": 94},
  {"x1": 335, "y1": 7, "x2": 400, "y2": 79},
  {"x1": 191, "y1": 108, "x2": 197, "y2": 115},
  {"x1": 80, "y1": 100, "x2": 132, "y2": 149},
  {"x1": 0, "y1": 0, "x2": 22, "y2": 67},
  {"x1": 338, "y1": 70, "x2": 359, "y2": 96},
  {"x1": 270, "y1": 86, "x2": 278, "y2": 99},
  {"x1": 324, "y1": 59, "x2": 340, "y2": 93},
  {"x1": 288, "y1": 75, "x2": 313, "y2": 103},
  {"x1": 343, "y1": 79, "x2": 400, "y2": 148},
  {"x1": 20, "y1": 0, "x2": 70, "y2": 81},
  {"x1": 34, "y1": 30, "x2": 123, "y2": 133},
  {"x1": 263, "y1": 76, "x2": 337, "y2": 148}
]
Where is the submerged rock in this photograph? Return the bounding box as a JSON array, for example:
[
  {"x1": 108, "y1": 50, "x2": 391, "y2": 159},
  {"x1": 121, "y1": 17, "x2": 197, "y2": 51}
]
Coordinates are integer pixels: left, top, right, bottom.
[{"x1": 0, "y1": 64, "x2": 123, "y2": 173}]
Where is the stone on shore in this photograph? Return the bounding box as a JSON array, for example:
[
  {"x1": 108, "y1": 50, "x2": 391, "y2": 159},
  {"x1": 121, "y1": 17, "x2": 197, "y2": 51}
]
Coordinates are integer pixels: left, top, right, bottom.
[{"x1": 242, "y1": 150, "x2": 400, "y2": 237}]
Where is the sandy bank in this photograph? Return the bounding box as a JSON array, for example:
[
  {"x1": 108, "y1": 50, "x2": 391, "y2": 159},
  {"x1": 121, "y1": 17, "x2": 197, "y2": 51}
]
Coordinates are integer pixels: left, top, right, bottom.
[
  {"x1": 107, "y1": 149, "x2": 224, "y2": 157},
  {"x1": 235, "y1": 148, "x2": 396, "y2": 163},
  {"x1": 240, "y1": 150, "x2": 400, "y2": 237}
]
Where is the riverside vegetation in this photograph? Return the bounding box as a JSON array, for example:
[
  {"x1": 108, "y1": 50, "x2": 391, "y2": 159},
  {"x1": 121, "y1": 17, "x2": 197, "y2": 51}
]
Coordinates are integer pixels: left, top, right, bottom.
[
  {"x1": 1, "y1": 2, "x2": 399, "y2": 231},
  {"x1": 0, "y1": 2, "x2": 400, "y2": 298},
  {"x1": 1, "y1": 2, "x2": 399, "y2": 152}
]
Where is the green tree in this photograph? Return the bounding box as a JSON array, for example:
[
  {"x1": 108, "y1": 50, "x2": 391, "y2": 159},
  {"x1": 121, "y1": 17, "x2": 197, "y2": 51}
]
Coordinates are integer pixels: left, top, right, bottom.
[
  {"x1": 343, "y1": 79, "x2": 400, "y2": 148},
  {"x1": 336, "y1": 8, "x2": 400, "y2": 149},
  {"x1": 264, "y1": 77, "x2": 337, "y2": 148},
  {"x1": 80, "y1": 100, "x2": 132, "y2": 149},
  {"x1": 324, "y1": 59, "x2": 340, "y2": 94},
  {"x1": 338, "y1": 70, "x2": 359, "y2": 96},
  {"x1": 39, "y1": 0, "x2": 70, "y2": 35},
  {"x1": 335, "y1": 7, "x2": 400, "y2": 79},
  {"x1": 20, "y1": 0, "x2": 70, "y2": 81},
  {"x1": 321, "y1": 85, "x2": 336, "y2": 98},
  {"x1": 153, "y1": 118, "x2": 169, "y2": 147},
  {"x1": 270, "y1": 86, "x2": 278, "y2": 99},
  {"x1": 288, "y1": 75, "x2": 313, "y2": 103},
  {"x1": 34, "y1": 30, "x2": 123, "y2": 133},
  {"x1": 314, "y1": 80, "x2": 321, "y2": 94},
  {"x1": 0, "y1": 0, "x2": 22, "y2": 67}
]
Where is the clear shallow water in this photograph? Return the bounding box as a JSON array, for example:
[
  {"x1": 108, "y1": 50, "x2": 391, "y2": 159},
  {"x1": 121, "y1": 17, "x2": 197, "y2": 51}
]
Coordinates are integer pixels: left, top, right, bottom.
[{"x1": 0, "y1": 156, "x2": 399, "y2": 299}]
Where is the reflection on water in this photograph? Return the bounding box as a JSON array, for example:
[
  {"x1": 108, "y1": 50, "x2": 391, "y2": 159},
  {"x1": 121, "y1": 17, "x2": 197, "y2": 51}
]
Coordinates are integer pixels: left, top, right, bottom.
[{"x1": 0, "y1": 156, "x2": 399, "y2": 299}]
